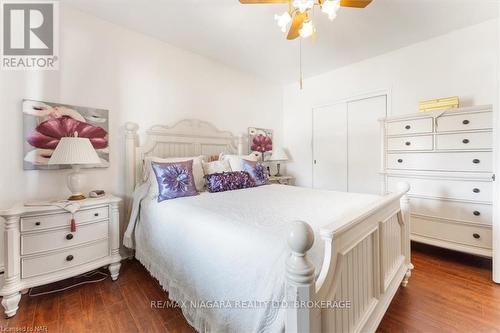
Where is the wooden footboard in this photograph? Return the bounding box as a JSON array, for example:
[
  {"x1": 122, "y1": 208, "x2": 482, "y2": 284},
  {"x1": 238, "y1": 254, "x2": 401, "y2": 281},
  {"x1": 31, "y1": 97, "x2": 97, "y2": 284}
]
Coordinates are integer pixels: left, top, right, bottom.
[{"x1": 285, "y1": 182, "x2": 412, "y2": 333}]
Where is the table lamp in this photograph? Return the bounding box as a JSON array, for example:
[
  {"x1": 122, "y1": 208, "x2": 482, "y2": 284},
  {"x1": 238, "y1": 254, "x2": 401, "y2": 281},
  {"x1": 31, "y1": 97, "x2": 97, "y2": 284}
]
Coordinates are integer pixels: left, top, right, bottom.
[
  {"x1": 48, "y1": 134, "x2": 101, "y2": 201},
  {"x1": 269, "y1": 148, "x2": 289, "y2": 177}
]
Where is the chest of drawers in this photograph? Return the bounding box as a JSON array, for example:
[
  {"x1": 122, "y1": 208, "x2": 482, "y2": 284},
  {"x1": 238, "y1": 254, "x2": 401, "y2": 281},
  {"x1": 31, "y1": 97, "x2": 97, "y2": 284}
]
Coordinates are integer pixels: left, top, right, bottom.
[
  {"x1": 0, "y1": 196, "x2": 122, "y2": 317},
  {"x1": 383, "y1": 105, "x2": 494, "y2": 257}
]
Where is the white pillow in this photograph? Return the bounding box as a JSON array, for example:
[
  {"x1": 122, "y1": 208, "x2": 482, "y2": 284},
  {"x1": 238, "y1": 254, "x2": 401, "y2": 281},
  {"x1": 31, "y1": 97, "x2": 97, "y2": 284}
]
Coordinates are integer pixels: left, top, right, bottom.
[
  {"x1": 202, "y1": 159, "x2": 232, "y2": 175},
  {"x1": 145, "y1": 156, "x2": 205, "y2": 197},
  {"x1": 219, "y1": 153, "x2": 258, "y2": 171}
]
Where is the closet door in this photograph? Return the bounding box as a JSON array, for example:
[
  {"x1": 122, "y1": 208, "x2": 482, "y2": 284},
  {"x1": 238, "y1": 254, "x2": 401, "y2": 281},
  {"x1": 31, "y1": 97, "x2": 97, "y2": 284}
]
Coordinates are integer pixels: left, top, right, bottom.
[
  {"x1": 347, "y1": 95, "x2": 387, "y2": 194},
  {"x1": 312, "y1": 104, "x2": 348, "y2": 191}
]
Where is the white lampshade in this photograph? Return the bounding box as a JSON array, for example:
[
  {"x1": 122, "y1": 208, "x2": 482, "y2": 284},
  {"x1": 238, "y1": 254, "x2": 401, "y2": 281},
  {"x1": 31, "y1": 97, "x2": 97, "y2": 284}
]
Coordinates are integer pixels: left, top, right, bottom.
[
  {"x1": 269, "y1": 148, "x2": 289, "y2": 162},
  {"x1": 48, "y1": 137, "x2": 101, "y2": 165}
]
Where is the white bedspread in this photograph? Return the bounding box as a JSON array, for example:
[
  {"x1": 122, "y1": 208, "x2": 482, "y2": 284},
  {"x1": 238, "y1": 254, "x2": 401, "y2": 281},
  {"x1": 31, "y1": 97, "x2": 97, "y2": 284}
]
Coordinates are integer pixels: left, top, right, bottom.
[{"x1": 125, "y1": 184, "x2": 379, "y2": 333}]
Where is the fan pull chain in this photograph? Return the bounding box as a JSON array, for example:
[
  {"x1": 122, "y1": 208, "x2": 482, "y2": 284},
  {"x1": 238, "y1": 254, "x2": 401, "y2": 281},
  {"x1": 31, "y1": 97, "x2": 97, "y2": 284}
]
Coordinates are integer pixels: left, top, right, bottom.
[{"x1": 299, "y1": 39, "x2": 303, "y2": 90}]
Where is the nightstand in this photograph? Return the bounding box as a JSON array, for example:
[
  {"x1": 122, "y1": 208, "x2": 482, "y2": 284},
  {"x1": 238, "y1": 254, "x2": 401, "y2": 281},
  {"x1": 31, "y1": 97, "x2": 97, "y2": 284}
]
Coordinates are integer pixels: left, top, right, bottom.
[
  {"x1": 268, "y1": 175, "x2": 295, "y2": 185},
  {"x1": 0, "y1": 195, "x2": 122, "y2": 317}
]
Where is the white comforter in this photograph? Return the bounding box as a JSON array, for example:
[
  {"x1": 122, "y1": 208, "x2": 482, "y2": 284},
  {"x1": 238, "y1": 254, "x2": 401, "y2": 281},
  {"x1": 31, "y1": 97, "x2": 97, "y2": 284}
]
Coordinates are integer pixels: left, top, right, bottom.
[{"x1": 124, "y1": 184, "x2": 379, "y2": 333}]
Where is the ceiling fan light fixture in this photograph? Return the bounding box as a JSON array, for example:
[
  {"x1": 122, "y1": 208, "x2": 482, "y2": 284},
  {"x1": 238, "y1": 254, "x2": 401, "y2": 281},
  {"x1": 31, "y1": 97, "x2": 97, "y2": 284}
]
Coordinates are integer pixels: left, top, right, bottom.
[
  {"x1": 274, "y1": 11, "x2": 292, "y2": 32},
  {"x1": 292, "y1": 0, "x2": 314, "y2": 13},
  {"x1": 299, "y1": 20, "x2": 315, "y2": 38},
  {"x1": 321, "y1": 0, "x2": 341, "y2": 20}
]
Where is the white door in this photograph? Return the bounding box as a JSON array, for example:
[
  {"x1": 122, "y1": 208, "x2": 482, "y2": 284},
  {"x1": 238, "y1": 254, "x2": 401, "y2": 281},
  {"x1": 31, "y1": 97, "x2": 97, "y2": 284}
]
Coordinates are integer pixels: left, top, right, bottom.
[
  {"x1": 347, "y1": 95, "x2": 387, "y2": 194},
  {"x1": 312, "y1": 103, "x2": 348, "y2": 191}
]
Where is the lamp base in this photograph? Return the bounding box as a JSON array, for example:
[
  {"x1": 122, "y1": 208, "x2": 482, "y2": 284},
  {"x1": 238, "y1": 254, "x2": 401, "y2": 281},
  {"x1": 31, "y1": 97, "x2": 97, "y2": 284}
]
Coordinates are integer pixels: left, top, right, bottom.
[
  {"x1": 68, "y1": 194, "x2": 86, "y2": 201},
  {"x1": 274, "y1": 163, "x2": 282, "y2": 177},
  {"x1": 67, "y1": 165, "x2": 87, "y2": 201}
]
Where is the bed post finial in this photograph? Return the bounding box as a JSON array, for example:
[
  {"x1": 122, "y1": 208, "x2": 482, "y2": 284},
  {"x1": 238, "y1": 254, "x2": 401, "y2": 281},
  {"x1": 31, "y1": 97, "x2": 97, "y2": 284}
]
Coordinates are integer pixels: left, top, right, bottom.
[
  {"x1": 125, "y1": 122, "x2": 139, "y2": 219},
  {"x1": 285, "y1": 221, "x2": 319, "y2": 333}
]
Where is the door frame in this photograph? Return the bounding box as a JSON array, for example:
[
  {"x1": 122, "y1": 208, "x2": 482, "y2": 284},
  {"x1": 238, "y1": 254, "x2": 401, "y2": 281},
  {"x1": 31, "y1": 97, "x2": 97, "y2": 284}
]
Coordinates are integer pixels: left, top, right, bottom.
[{"x1": 311, "y1": 89, "x2": 392, "y2": 190}]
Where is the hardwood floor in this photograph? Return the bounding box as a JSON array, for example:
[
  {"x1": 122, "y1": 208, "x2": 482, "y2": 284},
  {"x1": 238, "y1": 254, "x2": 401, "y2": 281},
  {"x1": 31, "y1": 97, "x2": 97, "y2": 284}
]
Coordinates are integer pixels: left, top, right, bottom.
[{"x1": 1, "y1": 243, "x2": 499, "y2": 333}]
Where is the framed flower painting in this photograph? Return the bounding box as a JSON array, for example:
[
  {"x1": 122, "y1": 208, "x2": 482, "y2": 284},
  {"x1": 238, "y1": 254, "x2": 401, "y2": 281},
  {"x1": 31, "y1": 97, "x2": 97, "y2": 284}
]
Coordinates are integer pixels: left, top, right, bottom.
[
  {"x1": 23, "y1": 99, "x2": 109, "y2": 170},
  {"x1": 248, "y1": 127, "x2": 273, "y2": 161}
]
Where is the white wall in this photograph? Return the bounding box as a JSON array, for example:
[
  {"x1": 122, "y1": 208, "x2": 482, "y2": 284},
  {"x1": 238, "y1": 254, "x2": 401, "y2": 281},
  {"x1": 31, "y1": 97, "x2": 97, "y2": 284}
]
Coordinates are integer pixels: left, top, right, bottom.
[
  {"x1": 0, "y1": 5, "x2": 283, "y2": 268},
  {"x1": 0, "y1": 4, "x2": 283, "y2": 209},
  {"x1": 283, "y1": 19, "x2": 499, "y2": 187}
]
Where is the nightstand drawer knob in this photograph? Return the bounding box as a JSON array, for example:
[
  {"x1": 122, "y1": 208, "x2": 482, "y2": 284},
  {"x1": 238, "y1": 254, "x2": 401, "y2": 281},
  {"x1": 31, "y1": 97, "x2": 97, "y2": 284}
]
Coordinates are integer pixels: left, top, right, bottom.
[
  {"x1": 66, "y1": 255, "x2": 74, "y2": 261},
  {"x1": 397, "y1": 159, "x2": 403, "y2": 163},
  {"x1": 473, "y1": 211, "x2": 481, "y2": 216},
  {"x1": 405, "y1": 125, "x2": 411, "y2": 130},
  {"x1": 473, "y1": 159, "x2": 480, "y2": 164},
  {"x1": 473, "y1": 188, "x2": 480, "y2": 193},
  {"x1": 94, "y1": 213, "x2": 99, "y2": 217},
  {"x1": 35, "y1": 222, "x2": 41, "y2": 226},
  {"x1": 473, "y1": 233, "x2": 480, "y2": 239},
  {"x1": 462, "y1": 139, "x2": 470, "y2": 144},
  {"x1": 405, "y1": 141, "x2": 411, "y2": 146},
  {"x1": 66, "y1": 234, "x2": 74, "y2": 240},
  {"x1": 463, "y1": 119, "x2": 470, "y2": 125}
]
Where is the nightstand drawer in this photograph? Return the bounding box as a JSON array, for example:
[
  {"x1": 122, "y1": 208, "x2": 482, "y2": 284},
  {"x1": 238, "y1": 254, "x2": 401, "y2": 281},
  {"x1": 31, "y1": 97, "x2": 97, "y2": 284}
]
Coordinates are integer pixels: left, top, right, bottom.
[
  {"x1": 21, "y1": 240, "x2": 109, "y2": 279},
  {"x1": 21, "y1": 206, "x2": 109, "y2": 232},
  {"x1": 21, "y1": 221, "x2": 109, "y2": 256}
]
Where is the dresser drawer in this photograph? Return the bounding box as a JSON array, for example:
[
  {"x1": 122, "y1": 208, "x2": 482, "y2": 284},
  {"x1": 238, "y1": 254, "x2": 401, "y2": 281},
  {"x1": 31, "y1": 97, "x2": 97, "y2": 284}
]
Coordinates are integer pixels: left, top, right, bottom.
[
  {"x1": 21, "y1": 240, "x2": 109, "y2": 279},
  {"x1": 21, "y1": 206, "x2": 109, "y2": 232},
  {"x1": 21, "y1": 221, "x2": 108, "y2": 256},
  {"x1": 387, "y1": 135, "x2": 433, "y2": 151},
  {"x1": 436, "y1": 112, "x2": 492, "y2": 132},
  {"x1": 412, "y1": 216, "x2": 491, "y2": 249},
  {"x1": 387, "y1": 152, "x2": 492, "y2": 172},
  {"x1": 436, "y1": 132, "x2": 492, "y2": 150},
  {"x1": 386, "y1": 118, "x2": 433, "y2": 136},
  {"x1": 411, "y1": 197, "x2": 492, "y2": 225},
  {"x1": 387, "y1": 176, "x2": 492, "y2": 202}
]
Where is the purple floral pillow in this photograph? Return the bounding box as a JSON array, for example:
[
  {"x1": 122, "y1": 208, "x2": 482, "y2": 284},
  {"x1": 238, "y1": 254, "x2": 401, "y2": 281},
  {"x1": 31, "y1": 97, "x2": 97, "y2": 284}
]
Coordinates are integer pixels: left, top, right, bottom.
[
  {"x1": 206, "y1": 171, "x2": 256, "y2": 193},
  {"x1": 151, "y1": 160, "x2": 198, "y2": 202},
  {"x1": 242, "y1": 159, "x2": 268, "y2": 186}
]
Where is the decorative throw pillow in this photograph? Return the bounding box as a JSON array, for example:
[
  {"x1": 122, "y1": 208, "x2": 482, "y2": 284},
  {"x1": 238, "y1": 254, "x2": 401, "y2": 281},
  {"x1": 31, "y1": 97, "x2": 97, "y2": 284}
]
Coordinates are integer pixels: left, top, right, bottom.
[
  {"x1": 151, "y1": 160, "x2": 199, "y2": 202},
  {"x1": 219, "y1": 153, "x2": 259, "y2": 171},
  {"x1": 145, "y1": 156, "x2": 205, "y2": 195},
  {"x1": 206, "y1": 171, "x2": 256, "y2": 193},
  {"x1": 242, "y1": 159, "x2": 268, "y2": 186},
  {"x1": 202, "y1": 159, "x2": 232, "y2": 175}
]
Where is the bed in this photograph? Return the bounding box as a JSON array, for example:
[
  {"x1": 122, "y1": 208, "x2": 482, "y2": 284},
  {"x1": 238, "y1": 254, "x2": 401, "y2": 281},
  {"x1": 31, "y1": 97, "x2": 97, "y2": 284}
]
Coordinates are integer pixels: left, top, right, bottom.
[{"x1": 123, "y1": 119, "x2": 412, "y2": 333}]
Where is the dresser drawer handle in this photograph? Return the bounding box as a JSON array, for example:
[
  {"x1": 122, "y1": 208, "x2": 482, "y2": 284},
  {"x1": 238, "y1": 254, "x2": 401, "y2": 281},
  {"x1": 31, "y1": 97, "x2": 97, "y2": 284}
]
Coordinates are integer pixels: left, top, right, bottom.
[
  {"x1": 66, "y1": 255, "x2": 74, "y2": 261},
  {"x1": 462, "y1": 139, "x2": 469, "y2": 144},
  {"x1": 66, "y1": 234, "x2": 74, "y2": 240},
  {"x1": 404, "y1": 125, "x2": 411, "y2": 130},
  {"x1": 397, "y1": 159, "x2": 403, "y2": 163},
  {"x1": 462, "y1": 120, "x2": 470, "y2": 125},
  {"x1": 94, "y1": 213, "x2": 99, "y2": 217},
  {"x1": 473, "y1": 188, "x2": 480, "y2": 193},
  {"x1": 473, "y1": 211, "x2": 481, "y2": 216},
  {"x1": 473, "y1": 233, "x2": 480, "y2": 239},
  {"x1": 472, "y1": 159, "x2": 480, "y2": 164},
  {"x1": 405, "y1": 141, "x2": 411, "y2": 146},
  {"x1": 35, "y1": 222, "x2": 41, "y2": 226}
]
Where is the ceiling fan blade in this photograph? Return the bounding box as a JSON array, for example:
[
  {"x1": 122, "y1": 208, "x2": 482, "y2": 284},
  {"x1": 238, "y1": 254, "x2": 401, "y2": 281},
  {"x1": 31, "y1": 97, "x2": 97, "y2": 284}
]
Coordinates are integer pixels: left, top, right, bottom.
[
  {"x1": 340, "y1": 0, "x2": 373, "y2": 8},
  {"x1": 287, "y1": 12, "x2": 307, "y2": 40},
  {"x1": 239, "y1": 0, "x2": 288, "y2": 3}
]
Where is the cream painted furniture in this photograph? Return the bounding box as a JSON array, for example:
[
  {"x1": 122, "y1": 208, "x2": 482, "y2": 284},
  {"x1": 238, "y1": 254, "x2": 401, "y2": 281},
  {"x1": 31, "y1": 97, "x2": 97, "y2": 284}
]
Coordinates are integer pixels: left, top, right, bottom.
[
  {"x1": 268, "y1": 175, "x2": 295, "y2": 185},
  {"x1": 382, "y1": 105, "x2": 494, "y2": 257},
  {"x1": 125, "y1": 119, "x2": 412, "y2": 333},
  {"x1": 0, "y1": 196, "x2": 122, "y2": 317}
]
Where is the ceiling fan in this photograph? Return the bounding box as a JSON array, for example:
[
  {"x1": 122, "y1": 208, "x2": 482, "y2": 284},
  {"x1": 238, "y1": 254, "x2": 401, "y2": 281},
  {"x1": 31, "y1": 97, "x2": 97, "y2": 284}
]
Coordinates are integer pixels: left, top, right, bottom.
[{"x1": 239, "y1": 0, "x2": 373, "y2": 40}]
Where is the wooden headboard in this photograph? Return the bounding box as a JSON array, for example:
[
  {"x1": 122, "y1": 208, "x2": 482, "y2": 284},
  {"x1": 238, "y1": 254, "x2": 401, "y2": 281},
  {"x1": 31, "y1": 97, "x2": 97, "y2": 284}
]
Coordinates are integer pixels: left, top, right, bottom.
[{"x1": 124, "y1": 119, "x2": 242, "y2": 200}]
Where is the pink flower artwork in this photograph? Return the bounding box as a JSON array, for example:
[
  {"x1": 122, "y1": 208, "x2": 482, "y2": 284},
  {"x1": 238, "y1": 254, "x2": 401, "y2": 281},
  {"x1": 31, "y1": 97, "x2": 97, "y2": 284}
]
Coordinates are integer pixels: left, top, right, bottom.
[
  {"x1": 27, "y1": 117, "x2": 108, "y2": 150},
  {"x1": 23, "y1": 99, "x2": 109, "y2": 170},
  {"x1": 248, "y1": 127, "x2": 273, "y2": 161}
]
